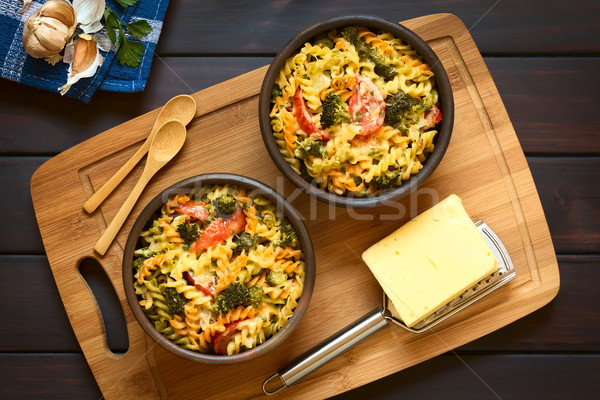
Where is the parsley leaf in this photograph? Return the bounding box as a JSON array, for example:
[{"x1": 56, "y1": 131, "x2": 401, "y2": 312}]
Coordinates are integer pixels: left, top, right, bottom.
[
  {"x1": 117, "y1": 23, "x2": 145, "y2": 67},
  {"x1": 104, "y1": 6, "x2": 152, "y2": 68},
  {"x1": 118, "y1": 39, "x2": 145, "y2": 67},
  {"x1": 125, "y1": 20, "x2": 152, "y2": 39},
  {"x1": 103, "y1": 8, "x2": 119, "y2": 44},
  {"x1": 114, "y1": 0, "x2": 139, "y2": 7}
]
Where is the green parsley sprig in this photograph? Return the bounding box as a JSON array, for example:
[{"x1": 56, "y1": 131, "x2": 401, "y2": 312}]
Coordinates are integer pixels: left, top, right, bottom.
[
  {"x1": 103, "y1": 1, "x2": 153, "y2": 68},
  {"x1": 114, "y1": 0, "x2": 139, "y2": 7}
]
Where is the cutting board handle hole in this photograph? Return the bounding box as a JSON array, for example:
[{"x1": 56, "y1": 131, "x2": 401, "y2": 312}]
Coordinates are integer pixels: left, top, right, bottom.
[{"x1": 79, "y1": 258, "x2": 129, "y2": 355}]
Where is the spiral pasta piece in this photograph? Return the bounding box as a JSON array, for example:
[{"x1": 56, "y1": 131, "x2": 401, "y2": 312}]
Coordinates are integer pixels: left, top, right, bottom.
[
  {"x1": 282, "y1": 109, "x2": 297, "y2": 157},
  {"x1": 356, "y1": 26, "x2": 395, "y2": 55}
]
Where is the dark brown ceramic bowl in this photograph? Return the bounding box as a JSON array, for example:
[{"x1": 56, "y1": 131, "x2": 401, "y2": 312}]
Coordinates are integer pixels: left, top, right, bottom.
[
  {"x1": 259, "y1": 15, "x2": 454, "y2": 208},
  {"x1": 122, "y1": 173, "x2": 315, "y2": 364}
]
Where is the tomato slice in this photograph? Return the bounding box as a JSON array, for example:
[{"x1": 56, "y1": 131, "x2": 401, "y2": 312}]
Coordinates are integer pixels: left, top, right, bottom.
[
  {"x1": 212, "y1": 321, "x2": 241, "y2": 354},
  {"x1": 175, "y1": 201, "x2": 210, "y2": 221},
  {"x1": 293, "y1": 87, "x2": 330, "y2": 141},
  {"x1": 349, "y1": 75, "x2": 385, "y2": 136},
  {"x1": 189, "y1": 208, "x2": 246, "y2": 253},
  {"x1": 183, "y1": 271, "x2": 215, "y2": 298},
  {"x1": 424, "y1": 104, "x2": 442, "y2": 127}
]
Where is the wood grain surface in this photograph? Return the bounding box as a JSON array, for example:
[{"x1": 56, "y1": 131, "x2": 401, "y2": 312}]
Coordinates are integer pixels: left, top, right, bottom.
[
  {"x1": 2, "y1": 1, "x2": 599, "y2": 399},
  {"x1": 155, "y1": 0, "x2": 600, "y2": 55},
  {"x1": 29, "y1": 14, "x2": 559, "y2": 400}
]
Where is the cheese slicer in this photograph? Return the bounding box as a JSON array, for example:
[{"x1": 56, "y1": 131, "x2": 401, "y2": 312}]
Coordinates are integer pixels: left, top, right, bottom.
[{"x1": 262, "y1": 221, "x2": 515, "y2": 395}]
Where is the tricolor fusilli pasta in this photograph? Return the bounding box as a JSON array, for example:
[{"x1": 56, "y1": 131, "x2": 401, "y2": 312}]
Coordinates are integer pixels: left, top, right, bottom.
[
  {"x1": 132, "y1": 184, "x2": 305, "y2": 355},
  {"x1": 269, "y1": 26, "x2": 443, "y2": 197}
]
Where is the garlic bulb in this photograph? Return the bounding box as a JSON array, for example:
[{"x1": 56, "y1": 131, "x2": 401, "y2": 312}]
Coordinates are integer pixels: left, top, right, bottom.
[
  {"x1": 22, "y1": 0, "x2": 76, "y2": 65},
  {"x1": 58, "y1": 33, "x2": 103, "y2": 95}
]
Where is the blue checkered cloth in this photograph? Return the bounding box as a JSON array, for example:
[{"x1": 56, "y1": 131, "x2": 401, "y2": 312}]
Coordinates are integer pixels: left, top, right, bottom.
[{"x1": 0, "y1": 0, "x2": 169, "y2": 102}]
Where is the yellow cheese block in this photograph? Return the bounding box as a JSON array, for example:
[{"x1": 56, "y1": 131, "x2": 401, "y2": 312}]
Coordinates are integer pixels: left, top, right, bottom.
[{"x1": 361, "y1": 194, "x2": 498, "y2": 328}]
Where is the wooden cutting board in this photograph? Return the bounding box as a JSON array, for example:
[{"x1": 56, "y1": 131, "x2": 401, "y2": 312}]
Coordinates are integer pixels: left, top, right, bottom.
[{"x1": 31, "y1": 14, "x2": 559, "y2": 400}]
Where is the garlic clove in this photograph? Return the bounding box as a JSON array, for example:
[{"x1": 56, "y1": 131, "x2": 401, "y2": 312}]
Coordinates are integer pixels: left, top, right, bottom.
[
  {"x1": 73, "y1": 0, "x2": 106, "y2": 34},
  {"x1": 41, "y1": 1, "x2": 76, "y2": 28},
  {"x1": 71, "y1": 33, "x2": 97, "y2": 73},
  {"x1": 58, "y1": 33, "x2": 103, "y2": 95},
  {"x1": 83, "y1": 20, "x2": 105, "y2": 35},
  {"x1": 22, "y1": 20, "x2": 47, "y2": 58},
  {"x1": 36, "y1": 17, "x2": 71, "y2": 52}
]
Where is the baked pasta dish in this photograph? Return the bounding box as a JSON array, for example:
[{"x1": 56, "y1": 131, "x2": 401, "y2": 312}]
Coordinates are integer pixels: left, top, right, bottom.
[
  {"x1": 269, "y1": 26, "x2": 443, "y2": 196},
  {"x1": 132, "y1": 184, "x2": 305, "y2": 355}
]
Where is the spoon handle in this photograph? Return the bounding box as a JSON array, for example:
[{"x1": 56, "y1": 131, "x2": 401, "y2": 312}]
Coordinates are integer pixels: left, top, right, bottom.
[
  {"x1": 93, "y1": 168, "x2": 154, "y2": 255},
  {"x1": 83, "y1": 132, "x2": 155, "y2": 214}
]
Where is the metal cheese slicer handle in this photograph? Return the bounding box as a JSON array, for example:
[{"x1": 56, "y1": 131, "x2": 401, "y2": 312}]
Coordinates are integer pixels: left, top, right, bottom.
[{"x1": 263, "y1": 306, "x2": 390, "y2": 395}]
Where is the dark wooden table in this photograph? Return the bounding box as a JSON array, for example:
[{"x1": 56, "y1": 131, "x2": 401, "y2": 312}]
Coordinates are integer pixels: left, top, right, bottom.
[{"x1": 1, "y1": 1, "x2": 599, "y2": 399}]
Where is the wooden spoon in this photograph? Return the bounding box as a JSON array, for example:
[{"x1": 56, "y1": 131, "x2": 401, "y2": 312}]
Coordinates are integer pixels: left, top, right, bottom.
[
  {"x1": 94, "y1": 119, "x2": 187, "y2": 255},
  {"x1": 83, "y1": 94, "x2": 197, "y2": 213}
]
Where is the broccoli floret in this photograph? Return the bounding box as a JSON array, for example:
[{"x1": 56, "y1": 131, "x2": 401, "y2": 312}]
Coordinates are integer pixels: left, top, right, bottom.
[
  {"x1": 133, "y1": 247, "x2": 153, "y2": 270},
  {"x1": 313, "y1": 33, "x2": 334, "y2": 49},
  {"x1": 384, "y1": 91, "x2": 419, "y2": 129},
  {"x1": 134, "y1": 247, "x2": 154, "y2": 258},
  {"x1": 214, "y1": 282, "x2": 249, "y2": 314},
  {"x1": 132, "y1": 256, "x2": 146, "y2": 270},
  {"x1": 274, "y1": 223, "x2": 300, "y2": 249},
  {"x1": 387, "y1": 91, "x2": 418, "y2": 114},
  {"x1": 374, "y1": 62, "x2": 397, "y2": 82},
  {"x1": 161, "y1": 286, "x2": 187, "y2": 316},
  {"x1": 294, "y1": 138, "x2": 327, "y2": 159},
  {"x1": 281, "y1": 223, "x2": 297, "y2": 235},
  {"x1": 233, "y1": 232, "x2": 257, "y2": 253},
  {"x1": 214, "y1": 282, "x2": 264, "y2": 312},
  {"x1": 176, "y1": 222, "x2": 201, "y2": 245},
  {"x1": 340, "y1": 27, "x2": 371, "y2": 59},
  {"x1": 371, "y1": 169, "x2": 400, "y2": 190},
  {"x1": 248, "y1": 285, "x2": 264, "y2": 308},
  {"x1": 320, "y1": 93, "x2": 350, "y2": 129},
  {"x1": 266, "y1": 269, "x2": 288, "y2": 287},
  {"x1": 341, "y1": 27, "x2": 397, "y2": 81},
  {"x1": 272, "y1": 84, "x2": 282, "y2": 99},
  {"x1": 213, "y1": 194, "x2": 238, "y2": 218}
]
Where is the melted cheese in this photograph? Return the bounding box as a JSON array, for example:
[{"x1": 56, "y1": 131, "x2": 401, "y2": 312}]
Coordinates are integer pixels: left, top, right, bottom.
[{"x1": 361, "y1": 194, "x2": 498, "y2": 327}]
